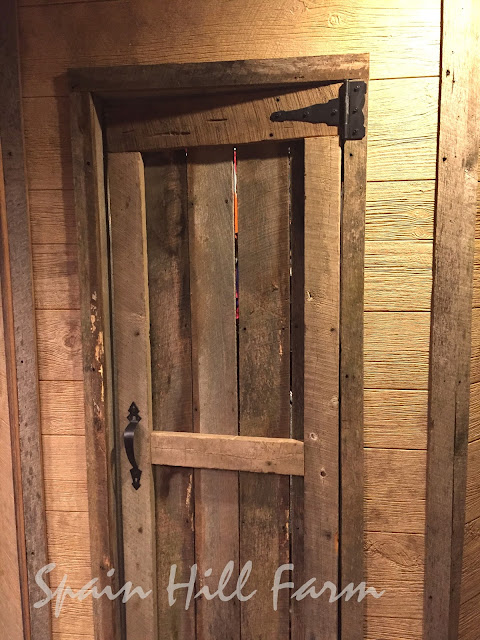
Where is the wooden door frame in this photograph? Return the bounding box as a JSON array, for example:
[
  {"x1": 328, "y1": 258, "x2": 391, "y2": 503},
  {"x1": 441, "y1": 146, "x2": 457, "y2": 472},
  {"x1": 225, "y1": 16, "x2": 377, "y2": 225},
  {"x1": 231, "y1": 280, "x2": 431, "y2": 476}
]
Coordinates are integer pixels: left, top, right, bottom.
[{"x1": 69, "y1": 54, "x2": 369, "y2": 640}]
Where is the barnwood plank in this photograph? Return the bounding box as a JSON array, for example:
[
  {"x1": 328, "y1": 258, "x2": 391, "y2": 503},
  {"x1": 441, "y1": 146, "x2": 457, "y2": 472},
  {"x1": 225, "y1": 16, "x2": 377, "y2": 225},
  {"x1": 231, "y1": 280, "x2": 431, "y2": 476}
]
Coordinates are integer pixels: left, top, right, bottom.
[
  {"x1": 69, "y1": 55, "x2": 369, "y2": 95},
  {"x1": 108, "y1": 152, "x2": 157, "y2": 640},
  {"x1": 187, "y1": 146, "x2": 240, "y2": 639},
  {"x1": 151, "y1": 432, "x2": 304, "y2": 476},
  {"x1": 35, "y1": 309, "x2": 82, "y2": 380},
  {"x1": 459, "y1": 591, "x2": 480, "y2": 640},
  {"x1": 144, "y1": 152, "x2": 195, "y2": 637},
  {"x1": 465, "y1": 439, "x2": 480, "y2": 524},
  {"x1": 341, "y1": 133, "x2": 367, "y2": 640},
  {"x1": 70, "y1": 91, "x2": 118, "y2": 640},
  {"x1": 45, "y1": 511, "x2": 91, "y2": 589},
  {"x1": 105, "y1": 84, "x2": 341, "y2": 152},
  {"x1": 39, "y1": 380, "x2": 85, "y2": 435},
  {"x1": 0, "y1": 2, "x2": 50, "y2": 636},
  {"x1": 303, "y1": 136, "x2": 341, "y2": 640},
  {"x1": 460, "y1": 516, "x2": 480, "y2": 605},
  {"x1": 236, "y1": 141, "x2": 291, "y2": 640},
  {"x1": 424, "y1": 0, "x2": 480, "y2": 637},
  {"x1": 469, "y1": 381, "x2": 480, "y2": 443}
]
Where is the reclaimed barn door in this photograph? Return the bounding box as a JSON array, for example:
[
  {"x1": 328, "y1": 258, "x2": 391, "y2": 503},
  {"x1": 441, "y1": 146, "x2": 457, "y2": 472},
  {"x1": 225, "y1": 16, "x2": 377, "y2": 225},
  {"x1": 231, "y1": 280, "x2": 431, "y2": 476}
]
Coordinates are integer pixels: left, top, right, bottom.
[{"x1": 103, "y1": 73, "x2": 367, "y2": 640}]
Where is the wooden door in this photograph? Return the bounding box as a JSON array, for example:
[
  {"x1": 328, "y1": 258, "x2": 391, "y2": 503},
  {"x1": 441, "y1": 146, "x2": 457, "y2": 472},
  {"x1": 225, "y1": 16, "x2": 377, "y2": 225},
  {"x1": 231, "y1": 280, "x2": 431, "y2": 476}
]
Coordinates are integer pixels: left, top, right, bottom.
[
  {"x1": 70, "y1": 62, "x2": 367, "y2": 640},
  {"x1": 109, "y1": 137, "x2": 345, "y2": 640}
]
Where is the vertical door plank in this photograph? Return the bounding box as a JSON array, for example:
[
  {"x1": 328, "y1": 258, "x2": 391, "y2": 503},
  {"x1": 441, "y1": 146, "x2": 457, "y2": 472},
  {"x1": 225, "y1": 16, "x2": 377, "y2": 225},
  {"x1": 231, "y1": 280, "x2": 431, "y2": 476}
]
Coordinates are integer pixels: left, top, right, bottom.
[
  {"x1": 290, "y1": 141, "x2": 305, "y2": 640},
  {"x1": 236, "y1": 142, "x2": 291, "y2": 640},
  {"x1": 109, "y1": 153, "x2": 157, "y2": 640},
  {"x1": 187, "y1": 146, "x2": 240, "y2": 640},
  {"x1": 303, "y1": 136, "x2": 342, "y2": 640},
  {"x1": 341, "y1": 136, "x2": 367, "y2": 640},
  {"x1": 144, "y1": 152, "x2": 195, "y2": 638}
]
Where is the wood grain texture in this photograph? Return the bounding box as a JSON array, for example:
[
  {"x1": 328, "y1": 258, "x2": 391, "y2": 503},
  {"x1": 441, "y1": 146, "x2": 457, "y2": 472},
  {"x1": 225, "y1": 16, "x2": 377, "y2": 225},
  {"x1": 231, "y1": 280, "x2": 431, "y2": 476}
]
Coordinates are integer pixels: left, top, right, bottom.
[
  {"x1": 364, "y1": 311, "x2": 430, "y2": 390},
  {"x1": 0, "y1": 2, "x2": 50, "y2": 636},
  {"x1": 151, "y1": 432, "x2": 304, "y2": 476},
  {"x1": 144, "y1": 152, "x2": 195, "y2": 637},
  {"x1": 367, "y1": 77, "x2": 438, "y2": 181},
  {"x1": 469, "y1": 381, "x2": 480, "y2": 443},
  {"x1": 365, "y1": 449, "x2": 426, "y2": 534},
  {"x1": 106, "y1": 84, "x2": 340, "y2": 152},
  {"x1": 18, "y1": 1, "x2": 439, "y2": 97},
  {"x1": 0, "y1": 280, "x2": 24, "y2": 640},
  {"x1": 29, "y1": 189, "x2": 76, "y2": 244},
  {"x1": 32, "y1": 244, "x2": 79, "y2": 309},
  {"x1": 364, "y1": 389, "x2": 428, "y2": 449},
  {"x1": 45, "y1": 511, "x2": 91, "y2": 588},
  {"x1": 302, "y1": 136, "x2": 341, "y2": 640},
  {"x1": 236, "y1": 142, "x2": 291, "y2": 640},
  {"x1": 365, "y1": 532, "x2": 424, "y2": 620},
  {"x1": 70, "y1": 91, "x2": 118, "y2": 640},
  {"x1": 459, "y1": 591, "x2": 480, "y2": 640},
  {"x1": 365, "y1": 180, "x2": 435, "y2": 241},
  {"x1": 108, "y1": 152, "x2": 157, "y2": 640},
  {"x1": 366, "y1": 617, "x2": 423, "y2": 640},
  {"x1": 364, "y1": 241, "x2": 432, "y2": 311},
  {"x1": 35, "y1": 309, "x2": 82, "y2": 380},
  {"x1": 460, "y1": 516, "x2": 480, "y2": 605},
  {"x1": 187, "y1": 146, "x2": 240, "y2": 639},
  {"x1": 39, "y1": 380, "x2": 85, "y2": 435},
  {"x1": 341, "y1": 136, "x2": 367, "y2": 640},
  {"x1": 465, "y1": 439, "x2": 480, "y2": 524},
  {"x1": 42, "y1": 434, "x2": 88, "y2": 511},
  {"x1": 424, "y1": 0, "x2": 480, "y2": 637}
]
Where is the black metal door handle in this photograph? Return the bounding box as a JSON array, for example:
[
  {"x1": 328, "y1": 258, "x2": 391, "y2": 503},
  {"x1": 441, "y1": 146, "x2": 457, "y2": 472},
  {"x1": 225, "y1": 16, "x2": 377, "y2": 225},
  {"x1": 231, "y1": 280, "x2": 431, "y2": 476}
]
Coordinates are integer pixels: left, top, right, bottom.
[{"x1": 124, "y1": 402, "x2": 142, "y2": 490}]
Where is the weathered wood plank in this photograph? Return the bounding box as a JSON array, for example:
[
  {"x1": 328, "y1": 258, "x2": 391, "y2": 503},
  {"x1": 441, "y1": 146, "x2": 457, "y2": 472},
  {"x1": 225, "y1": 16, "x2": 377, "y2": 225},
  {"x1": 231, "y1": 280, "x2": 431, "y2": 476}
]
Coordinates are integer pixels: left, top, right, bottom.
[
  {"x1": 45, "y1": 511, "x2": 91, "y2": 589},
  {"x1": 106, "y1": 84, "x2": 340, "y2": 152},
  {"x1": 303, "y1": 136, "x2": 341, "y2": 640},
  {"x1": 236, "y1": 141, "x2": 291, "y2": 640},
  {"x1": 70, "y1": 91, "x2": 118, "y2": 640},
  {"x1": 32, "y1": 244, "x2": 79, "y2": 310},
  {"x1": 144, "y1": 152, "x2": 195, "y2": 637},
  {"x1": 365, "y1": 449, "x2": 426, "y2": 534},
  {"x1": 187, "y1": 146, "x2": 240, "y2": 639},
  {"x1": 108, "y1": 152, "x2": 157, "y2": 640},
  {"x1": 151, "y1": 432, "x2": 304, "y2": 476},
  {"x1": 341, "y1": 134, "x2": 367, "y2": 640},
  {"x1": 424, "y1": 0, "x2": 480, "y2": 637},
  {"x1": 0, "y1": 3, "x2": 50, "y2": 635},
  {"x1": 469, "y1": 381, "x2": 480, "y2": 443},
  {"x1": 459, "y1": 591, "x2": 480, "y2": 640}
]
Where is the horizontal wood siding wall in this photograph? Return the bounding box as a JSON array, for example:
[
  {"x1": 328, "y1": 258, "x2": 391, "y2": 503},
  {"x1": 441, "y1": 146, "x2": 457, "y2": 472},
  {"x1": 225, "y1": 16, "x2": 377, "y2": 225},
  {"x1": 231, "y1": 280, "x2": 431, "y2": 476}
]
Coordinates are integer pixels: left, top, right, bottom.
[{"x1": 18, "y1": 1, "x2": 440, "y2": 637}]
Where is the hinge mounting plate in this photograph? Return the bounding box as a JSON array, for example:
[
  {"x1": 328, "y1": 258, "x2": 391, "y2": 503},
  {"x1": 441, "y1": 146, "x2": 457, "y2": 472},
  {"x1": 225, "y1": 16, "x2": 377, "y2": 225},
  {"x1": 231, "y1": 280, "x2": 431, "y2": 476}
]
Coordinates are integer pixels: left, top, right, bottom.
[{"x1": 270, "y1": 80, "x2": 366, "y2": 142}]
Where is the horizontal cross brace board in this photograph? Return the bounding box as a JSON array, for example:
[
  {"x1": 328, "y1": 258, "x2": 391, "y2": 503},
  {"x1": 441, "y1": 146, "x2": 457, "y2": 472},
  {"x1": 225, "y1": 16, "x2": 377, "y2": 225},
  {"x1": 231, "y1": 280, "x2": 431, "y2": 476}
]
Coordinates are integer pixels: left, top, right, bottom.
[{"x1": 150, "y1": 432, "x2": 305, "y2": 476}]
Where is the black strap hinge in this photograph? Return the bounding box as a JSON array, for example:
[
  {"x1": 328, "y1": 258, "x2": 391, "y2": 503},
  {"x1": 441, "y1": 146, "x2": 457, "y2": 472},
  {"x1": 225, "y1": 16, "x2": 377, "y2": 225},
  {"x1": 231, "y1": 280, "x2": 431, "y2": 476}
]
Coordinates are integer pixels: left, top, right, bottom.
[{"x1": 270, "y1": 80, "x2": 366, "y2": 142}]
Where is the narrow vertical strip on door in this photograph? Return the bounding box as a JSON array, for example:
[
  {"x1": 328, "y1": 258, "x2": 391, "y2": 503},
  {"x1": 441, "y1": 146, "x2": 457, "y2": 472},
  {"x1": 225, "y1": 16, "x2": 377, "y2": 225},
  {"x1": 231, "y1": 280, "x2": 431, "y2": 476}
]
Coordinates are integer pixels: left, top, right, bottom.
[
  {"x1": 108, "y1": 152, "x2": 157, "y2": 640},
  {"x1": 187, "y1": 146, "x2": 240, "y2": 639},
  {"x1": 236, "y1": 142, "x2": 291, "y2": 640},
  {"x1": 144, "y1": 152, "x2": 196, "y2": 638},
  {"x1": 341, "y1": 138, "x2": 366, "y2": 640},
  {"x1": 303, "y1": 136, "x2": 342, "y2": 640}
]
